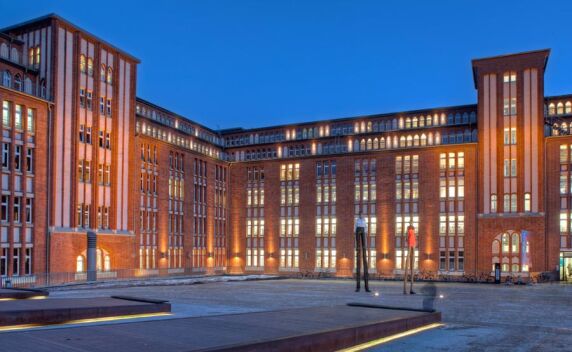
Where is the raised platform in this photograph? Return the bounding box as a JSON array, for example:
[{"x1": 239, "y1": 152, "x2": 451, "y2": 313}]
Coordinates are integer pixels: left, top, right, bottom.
[
  {"x1": 0, "y1": 304, "x2": 440, "y2": 351},
  {"x1": 0, "y1": 288, "x2": 48, "y2": 300},
  {"x1": 0, "y1": 296, "x2": 171, "y2": 327}
]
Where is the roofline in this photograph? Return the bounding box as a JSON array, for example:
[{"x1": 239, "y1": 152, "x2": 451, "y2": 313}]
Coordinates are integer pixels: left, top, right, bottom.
[
  {"x1": 219, "y1": 102, "x2": 478, "y2": 135},
  {"x1": 135, "y1": 97, "x2": 220, "y2": 135},
  {"x1": 471, "y1": 48, "x2": 550, "y2": 88},
  {"x1": 545, "y1": 93, "x2": 572, "y2": 101},
  {"x1": 0, "y1": 32, "x2": 24, "y2": 45},
  {"x1": 0, "y1": 13, "x2": 140, "y2": 63}
]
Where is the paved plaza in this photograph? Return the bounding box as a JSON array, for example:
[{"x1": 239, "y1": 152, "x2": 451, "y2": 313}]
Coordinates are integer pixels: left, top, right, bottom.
[{"x1": 1, "y1": 278, "x2": 571, "y2": 351}]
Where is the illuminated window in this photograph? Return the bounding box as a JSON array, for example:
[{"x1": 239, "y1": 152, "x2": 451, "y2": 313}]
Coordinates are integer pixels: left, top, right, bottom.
[
  {"x1": 80, "y1": 55, "x2": 86, "y2": 73},
  {"x1": 106, "y1": 67, "x2": 113, "y2": 84}
]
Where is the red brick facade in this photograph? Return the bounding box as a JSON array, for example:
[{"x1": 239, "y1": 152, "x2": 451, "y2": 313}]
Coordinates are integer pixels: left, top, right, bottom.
[{"x1": 1, "y1": 15, "x2": 571, "y2": 283}]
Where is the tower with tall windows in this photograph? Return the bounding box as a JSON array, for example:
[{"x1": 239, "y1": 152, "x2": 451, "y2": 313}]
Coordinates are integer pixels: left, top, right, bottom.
[{"x1": 473, "y1": 50, "x2": 549, "y2": 276}]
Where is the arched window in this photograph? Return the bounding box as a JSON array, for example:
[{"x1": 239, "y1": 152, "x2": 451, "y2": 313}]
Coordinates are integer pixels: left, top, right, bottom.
[
  {"x1": 76, "y1": 255, "x2": 84, "y2": 273},
  {"x1": 0, "y1": 43, "x2": 7, "y2": 58},
  {"x1": 367, "y1": 121, "x2": 372, "y2": 132},
  {"x1": 418, "y1": 116, "x2": 425, "y2": 127},
  {"x1": 398, "y1": 118, "x2": 404, "y2": 129},
  {"x1": 399, "y1": 136, "x2": 406, "y2": 147},
  {"x1": 380, "y1": 137, "x2": 386, "y2": 149},
  {"x1": 106, "y1": 67, "x2": 113, "y2": 84},
  {"x1": 87, "y1": 58, "x2": 94, "y2": 76},
  {"x1": 440, "y1": 113, "x2": 446, "y2": 125},
  {"x1": 492, "y1": 240, "x2": 500, "y2": 254},
  {"x1": 2, "y1": 70, "x2": 11, "y2": 87},
  {"x1": 502, "y1": 233, "x2": 509, "y2": 253},
  {"x1": 28, "y1": 48, "x2": 34, "y2": 66},
  {"x1": 366, "y1": 138, "x2": 372, "y2": 150},
  {"x1": 524, "y1": 193, "x2": 531, "y2": 212},
  {"x1": 553, "y1": 123, "x2": 560, "y2": 136},
  {"x1": 11, "y1": 48, "x2": 19, "y2": 63},
  {"x1": 413, "y1": 134, "x2": 419, "y2": 146},
  {"x1": 373, "y1": 138, "x2": 379, "y2": 150},
  {"x1": 96, "y1": 249, "x2": 102, "y2": 271},
  {"x1": 420, "y1": 134, "x2": 427, "y2": 146},
  {"x1": 435, "y1": 131, "x2": 441, "y2": 145},
  {"x1": 462, "y1": 112, "x2": 469, "y2": 123},
  {"x1": 549, "y1": 103, "x2": 556, "y2": 115},
  {"x1": 40, "y1": 79, "x2": 46, "y2": 98},
  {"x1": 405, "y1": 135, "x2": 412, "y2": 147},
  {"x1": 100, "y1": 64, "x2": 106, "y2": 81},
  {"x1": 14, "y1": 74, "x2": 21, "y2": 91},
  {"x1": 392, "y1": 119, "x2": 398, "y2": 130},
  {"x1": 405, "y1": 117, "x2": 411, "y2": 129},
  {"x1": 491, "y1": 194, "x2": 497, "y2": 213},
  {"x1": 511, "y1": 233, "x2": 520, "y2": 253},
  {"x1": 566, "y1": 101, "x2": 572, "y2": 114},
  {"x1": 428, "y1": 132, "x2": 433, "y2": 145},
  {"x1": 80, "y1": 55, "x2": 86, "y2": 73},
  {"x1": 557, "y1": 102, "x2": 564, "y2": 115},
  {"x1": 412, "y1": 116, "x2": 418, "y2": 128},
  {"x1": 35, "y1": 47, "x2": 40, "y2": 66},
  {"x1": 24, "y1": 78, "x2": 32, "y2": 94},
  {"x1": 104, "y1": 255, "x2": 111, "y2": 272},
  {"x1": 360, "y1": 139, "x2": 366, "y2": 151}
]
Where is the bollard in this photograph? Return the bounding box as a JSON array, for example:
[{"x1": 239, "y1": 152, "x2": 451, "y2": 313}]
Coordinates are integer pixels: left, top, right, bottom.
[{"x1": 87, "y1": 230, "x2": 97, "y2": 282}]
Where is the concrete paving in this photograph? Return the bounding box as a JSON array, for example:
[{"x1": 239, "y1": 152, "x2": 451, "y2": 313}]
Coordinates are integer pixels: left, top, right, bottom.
[{"x1": 0, "y1": 278, "x2": 570, "y2": 351}]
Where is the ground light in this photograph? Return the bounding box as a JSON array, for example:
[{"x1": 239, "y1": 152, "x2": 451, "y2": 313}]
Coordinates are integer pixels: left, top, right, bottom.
[
  {"x1": 0, "y1": 312, "x2": 172, "y2": 333},
  {"x1": 339, "y1": 323, "x2": 444, "y2": 351}
]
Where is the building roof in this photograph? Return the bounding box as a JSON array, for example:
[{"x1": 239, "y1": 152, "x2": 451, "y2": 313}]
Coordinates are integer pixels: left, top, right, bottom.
[
  {"x1": 0, "y1": 13, "x2": 140, "y2": 63},
  {"x1": 471, "y1": 49, "x2": 550, "y2": 88},
  {"x1": 217, "y1": 102, "x2": 478, "y2": 136}
]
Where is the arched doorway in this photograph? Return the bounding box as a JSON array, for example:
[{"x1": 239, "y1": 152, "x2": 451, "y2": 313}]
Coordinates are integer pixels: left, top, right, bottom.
[{"x1": 491, "y1": 231, "x2": 530, "y2": 273}]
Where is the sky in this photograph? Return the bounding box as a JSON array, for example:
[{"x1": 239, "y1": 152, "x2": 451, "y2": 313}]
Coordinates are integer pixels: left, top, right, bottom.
[{"x1": 1, "y1": 0, "x2": 572, "y2": 129}]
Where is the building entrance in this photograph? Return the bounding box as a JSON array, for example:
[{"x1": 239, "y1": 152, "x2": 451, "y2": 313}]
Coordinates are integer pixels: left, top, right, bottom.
[{"x1": 560, "y1": 252, "x2": 572, "y2": 282}]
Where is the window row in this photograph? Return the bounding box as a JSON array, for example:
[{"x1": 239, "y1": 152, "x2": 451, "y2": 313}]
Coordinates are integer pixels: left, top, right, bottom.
[
  {"x1": 0, "y1": 196, "x2": 33, "y2": 223},
  {"x1": 1, "y1": 144, "x2": 34, "y2": 173},
  {"x1": 2, "y1": 101, "x2": 36, "y2": 132}
]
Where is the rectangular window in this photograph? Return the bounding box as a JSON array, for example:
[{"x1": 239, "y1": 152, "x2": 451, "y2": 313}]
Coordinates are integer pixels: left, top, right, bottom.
[
  {"x1": 14, "y1": 145, "x2": 21, "y2": 171},
  {"x1": 98, "y1": 164, "x2": 104, "y2": 184},
  {"x1": 86, "y1": 126, "x2": 92, "y2": 144},
  {"x1": 2, "y1": 101, "x2": 10, "y2": 128},
  {"x1": 79, "y1": 89, "x2": 86, "y2": 108},
  {"x1": 1, "y1": 195, "x2": 8, "y2": 221},
  {"x1": 79, "y1": 124, "x2": 85, "y2": 143},
  {"x1": 99, "y1": 131, "x2": 104, "y2": 148},
  {"x1": 510, "y1": 159, "x2": 517, "y2": 177},
  {"x1": 13, "y1": 196, "x2": 21, "y2": 223},
  {"x1": 26, "y1": 148, "x2": 33, "y2": 173},
  {"x1": 13, "y1": 248, "x2": 20, "y2": 276},
  {"x1": 100, "y1": 97, "x2": 105, "y2": 114},
  {"x1": 2, "y1": 143, "x2": 9, "y2": 169},
  {"x1": 106, "y1": 99, "x2": 112, "y2": 116},
  {"x1": 25, "y1": 248, "x2": 32, "y2": 275},
  {"x1": 105, "y1": 132, "x2": 111, "y2": 149},
  {"x1": 86, "y1": 91, "x2": 93, "y2": 110},
  {"x1": 26, "y1": 108, "x2": 35, "y2": 133},
  {"x1": 25, "y1": 198, "x2": 33, "y2": 223},
  {"x1": 15, "y1": 105, "x2": 22, "y2": 130},
  {"x1": 0, "y1": 248, "x2": 6, "y2": 276}
]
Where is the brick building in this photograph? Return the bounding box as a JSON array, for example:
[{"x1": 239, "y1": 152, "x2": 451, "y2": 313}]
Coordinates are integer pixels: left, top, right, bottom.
[{"x1": 0, "y1": 14, "x2": 571, "y2": 284}]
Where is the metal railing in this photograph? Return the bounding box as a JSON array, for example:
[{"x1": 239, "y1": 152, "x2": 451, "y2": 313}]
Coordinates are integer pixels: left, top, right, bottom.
[{"x1": 1, "y1": 268, "x2": 202, "y2": 289}]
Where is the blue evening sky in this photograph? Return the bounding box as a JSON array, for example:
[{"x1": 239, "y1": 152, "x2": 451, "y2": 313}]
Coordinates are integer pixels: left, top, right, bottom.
[{"x1": 1, "y1": 0, "x2": 571, "y2": 129}]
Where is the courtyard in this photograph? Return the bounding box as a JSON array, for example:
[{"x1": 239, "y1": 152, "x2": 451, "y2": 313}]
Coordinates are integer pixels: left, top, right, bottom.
[{"x1": 0, "y1": 278, "x2": 570, "y2": 351}]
